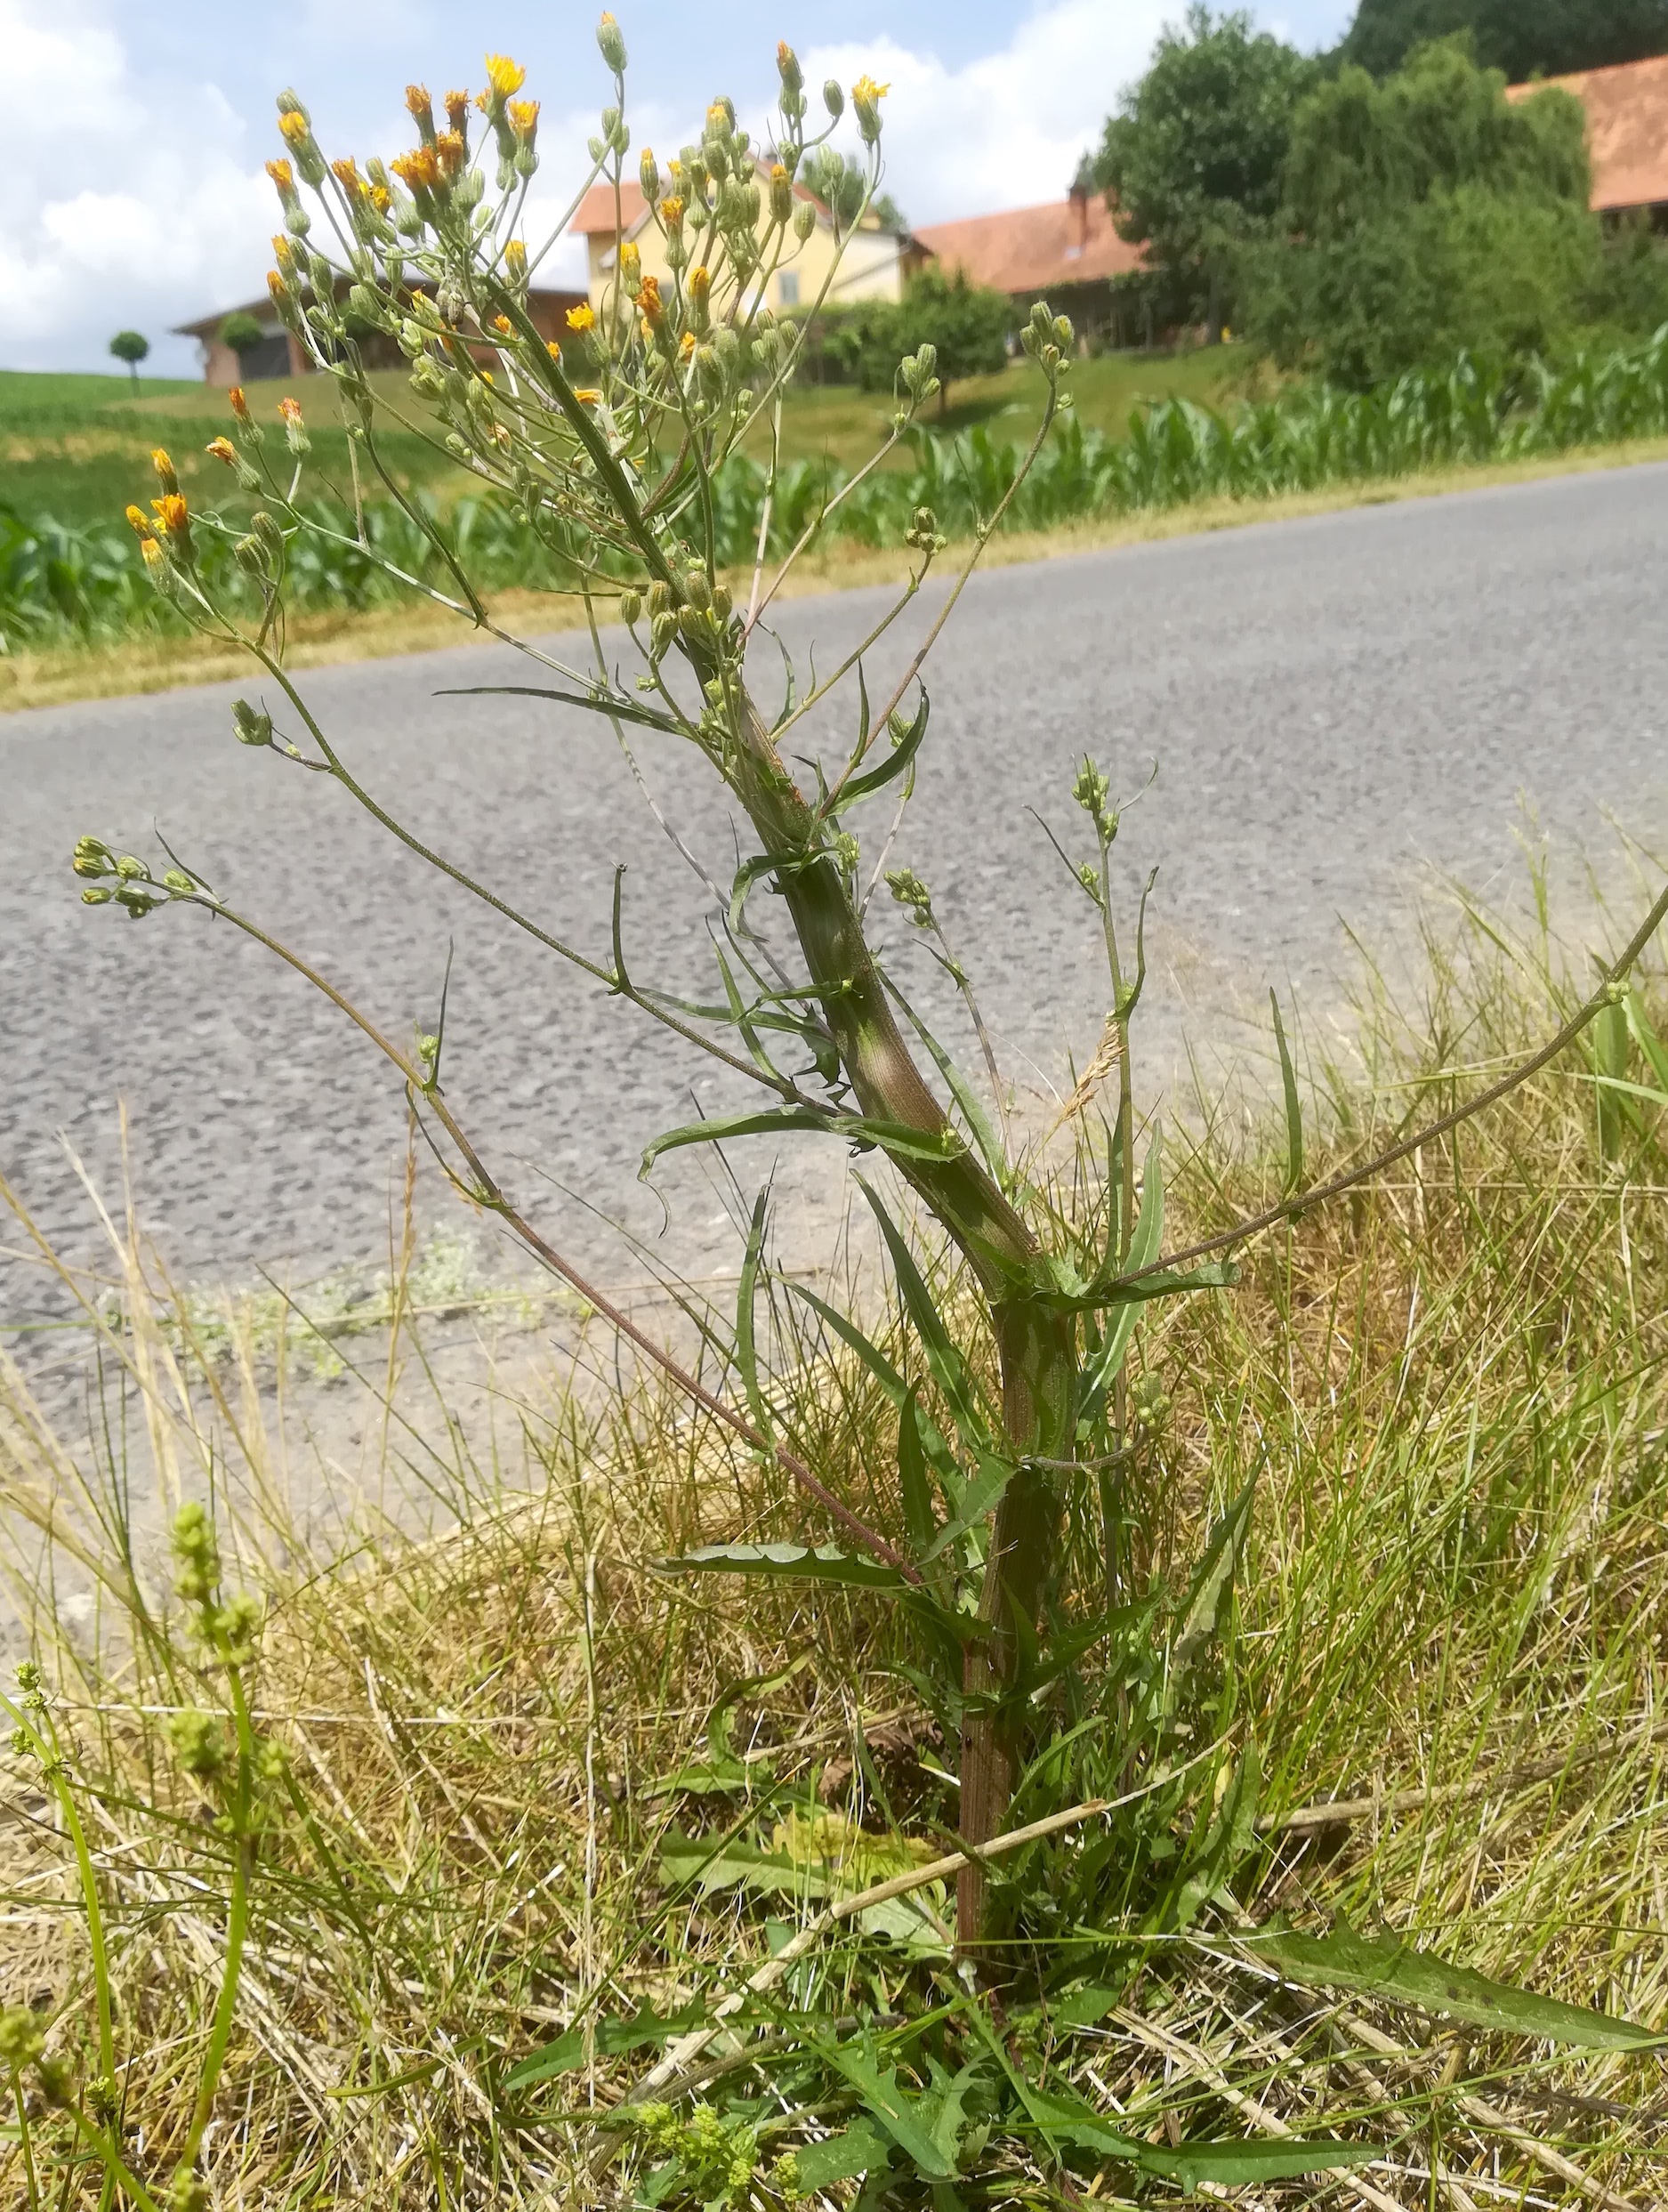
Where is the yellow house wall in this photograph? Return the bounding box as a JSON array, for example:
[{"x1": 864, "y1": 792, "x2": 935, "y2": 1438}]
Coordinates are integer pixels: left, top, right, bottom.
[{"x1": 584, "y1": 215, "x2": 906, "y2": 319}]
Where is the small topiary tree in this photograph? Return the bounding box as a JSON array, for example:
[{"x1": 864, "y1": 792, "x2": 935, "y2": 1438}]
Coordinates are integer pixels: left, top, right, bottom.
[{"x1": 108, "y1": 328, "x2": 149, "y2": 390}]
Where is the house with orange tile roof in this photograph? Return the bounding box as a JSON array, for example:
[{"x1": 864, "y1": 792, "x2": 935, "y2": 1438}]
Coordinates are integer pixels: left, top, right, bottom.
[
  {"x1": 913, "y1": 183, "x2": 1147, "y2": 340},
  {"x1": 1505, "y1": 52, "x2": 1668, "y2": 219},
  {"x1": 569, "y1": 170, "x2": 921, "y2": 321}
]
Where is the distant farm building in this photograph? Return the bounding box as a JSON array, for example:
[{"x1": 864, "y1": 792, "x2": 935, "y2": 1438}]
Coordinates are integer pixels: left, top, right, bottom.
[
  {"x1": 1506, "y1": 53, "x2": 1668, "y2": 222},
  {"x1": 569, "y1": 172, "x2": 922, "y2": 319},
  {"x1": 914, "y1": 184, "x2": 1145, "y2": 341},
  {"x1": 174, "y1": 283, "x2": 587, "y2": 385}
]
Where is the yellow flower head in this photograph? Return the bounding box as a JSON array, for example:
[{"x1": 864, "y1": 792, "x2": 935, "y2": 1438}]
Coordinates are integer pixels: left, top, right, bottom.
[
  {"x1": 405, "y1": 83, "x2": 434, "y2": 125},
  {"x1": 659, "y1": 195, "x2": 685, "y2": 226},
  {"x1": 618, "y1": 239, "x2": 641, "y2": 279},
  {"x1": 391, "y1": 144, "x2": 442, "y2": 192},
  {"x1": 507, "y1": 99, "x2": 539, "y2": 141},
  {"x1": 229, "y1": 385, "x2": 250, "y2": 422},
  {"x1": 264, "y1": 157, "x2": 294, "y2": 195},
  {"x1": 435, "y1": 130, "x2": 467, "y2": 178},
  {"x1": 278, "y1": 397, "x2": 303, "y2": 426},
  {"x1": 546, "y1": 339, "x2": 562, "y2": 364},
  {"x1": 573, "y1": 388, "x2": 600, "y2": 405},
  {"x1": 851, "y1": 75, "x2": 890, "y2": 104},
  {"x1": 331, "y1": 157, "x2": 364, "y2": 197},
  {"x1": 267, "y1": 269, "x2": 291, "y2": 303},
  {"x1": 679, "y1": 329, "x2": 696, "y2": 359},
  {"x1": 205, "y1": 437, "x2": 237, "y2": 465},
  {"x1": 140, "y1": 537, "x2": 165, "y2": 572},
  {"x1": 482, "y1": 52, "x2": 526, "y2": 102},
  {"x1": 271, "y1": 233, "x2": 294, "y2": 268},
  {"x1": 504, "y1": 238, "x2": 528, "y2": 280},
  {"x1": 152, "y1": 492, "x2": 189, "y2": 537},
  {"x1": 637, "y1": 274, "x2": 664, "y2": 324},
  {"x1": 492, "y1": 312, "x2": 514, "y2": 335},
  {"x1": 278, "y1": 109, "x2": 310, "y2": 149},
  {"x1": 124, "y1": 504, "x2": 149, "y2": 537},
  {"x1": 687, "y1": 265, "x2": 711, "y2": 307},
  {"x1": 369, "y1": 182, "x2": 391, "y2": 214},
  {"x1": 566, "y1": 302, "x2": 596, "y2": 332},
  {"x1": 150, "y1": 448, "x2": 178, "y2": 494},
  {"x1": 445, "y1": 89, "x2": 470, "y2": 133}
]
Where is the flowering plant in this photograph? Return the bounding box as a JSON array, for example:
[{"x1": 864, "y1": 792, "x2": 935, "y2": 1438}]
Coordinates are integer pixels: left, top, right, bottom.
[{"x1": 81, "y1": 17, "x2": 1108, "y2": 1966}]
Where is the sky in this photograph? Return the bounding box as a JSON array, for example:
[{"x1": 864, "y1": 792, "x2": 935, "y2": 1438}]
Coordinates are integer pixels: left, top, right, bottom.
[{"x1": 0, "y1": 0, "x2": 1357, "y2": 378}]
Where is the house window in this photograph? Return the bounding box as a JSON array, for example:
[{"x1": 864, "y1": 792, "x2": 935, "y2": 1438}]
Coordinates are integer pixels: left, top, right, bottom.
[{"x1": 778, "y1": 270, "x2": 801, "y2": 307}]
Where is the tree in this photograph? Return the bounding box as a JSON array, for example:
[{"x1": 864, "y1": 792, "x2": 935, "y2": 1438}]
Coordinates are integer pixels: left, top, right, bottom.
[
  {"x1": 109, "y1": 330, "x2": 149, "y2": 390},
  {"x1": 1094, "y1": 5, "x2": 1317, "y2": 340},
  {"x1": 219, "y1": 311, "x2": 266, "y2": 367},
  {"x1": 1339, "y1": 0, "x2": 1668, "y2": 82},
  {"x1": 825, "y1": 269, "x2": 1011, "y2": 413},
  {"x1": 1245, "y1": 40, "x2": 1604, "y2": 384}
]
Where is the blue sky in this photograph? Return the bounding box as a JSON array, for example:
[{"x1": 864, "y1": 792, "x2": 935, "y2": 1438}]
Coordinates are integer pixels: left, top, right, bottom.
[{"x1": 1, "y1": 0, "x2": 1357, "y2": 376}]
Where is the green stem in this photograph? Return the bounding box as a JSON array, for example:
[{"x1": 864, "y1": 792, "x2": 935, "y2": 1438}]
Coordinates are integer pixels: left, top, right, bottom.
[
  {"x1": 174, "y1": 1664, "x2": 255, "y2": 2188},
  {"x1": 9, "y1": 2068, "x2": 38, "y2": 2212}
]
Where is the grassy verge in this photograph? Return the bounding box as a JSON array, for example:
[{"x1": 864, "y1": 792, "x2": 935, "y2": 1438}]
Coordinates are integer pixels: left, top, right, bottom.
[
  {"x1": 10, "y1": 430, "x2": 1668, "y2": 717},
  {"x1": 4, "y1": 881, "x2": 1668, "y2": 2204}
]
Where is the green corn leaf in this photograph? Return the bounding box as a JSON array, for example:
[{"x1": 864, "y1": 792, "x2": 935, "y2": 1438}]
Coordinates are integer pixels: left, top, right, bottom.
[
  {"x1": 641, "y1": 1108, "x2": 963, "y2": 1179},
  {"x1": 835, "y1": 686, "x2": 931, "y2": 809},
  {"x1": 1245, "y1": 1918, "x2": 1668, "y2": 2049},
  {"x1": 790, "y1": 2120, "x2": 892, "y2": 2190},
  {"x1": 656, "y1": 1542, "x2": 914, "y2": 1591},
  {"x1": 1270, "y1": 988, "x2": 1303, "y2": 1196}
]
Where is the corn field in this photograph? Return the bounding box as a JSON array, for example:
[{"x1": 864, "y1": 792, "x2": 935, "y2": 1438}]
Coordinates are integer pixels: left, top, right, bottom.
[{"x1": 8, "y1": 331, "x2": 1668, "y2": 654}]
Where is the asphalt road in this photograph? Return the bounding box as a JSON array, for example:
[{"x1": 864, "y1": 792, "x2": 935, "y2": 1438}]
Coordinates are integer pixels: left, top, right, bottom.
[{"x1": 6, "y1": 464, "x2": 1668, "y2": 1321}]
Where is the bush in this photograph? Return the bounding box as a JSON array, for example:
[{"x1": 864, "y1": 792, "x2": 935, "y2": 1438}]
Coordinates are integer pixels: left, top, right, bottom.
[
  {"x1": 218, "y1": 310, "x2": 267, "y2": 357},
  {"x1": 824, "y1": 269, "x2": 1011, "y2": 409},
  {"x1": 1247, "y1": 38, "x2": 1608, "y2": 383}
]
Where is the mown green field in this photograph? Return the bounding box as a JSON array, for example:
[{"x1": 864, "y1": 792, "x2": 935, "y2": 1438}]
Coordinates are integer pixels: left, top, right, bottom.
[{"x1": 1, "y1": 346, "x2": 1253, "y2": 529}]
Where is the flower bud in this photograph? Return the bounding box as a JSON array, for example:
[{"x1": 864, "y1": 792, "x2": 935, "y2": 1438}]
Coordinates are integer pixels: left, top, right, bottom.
[
  {"x1": 823, "y1": 79, "x2": 844, "y2": 120},
  {"x1": 640, "y1": 148, "x2": 660, "y2": 202},
  {"x1": 769, "y1": 164, "x2": 794, "y2": 226},
  {"x1": 596, "y1": 11, "x2": 627, "y2": 71},
  {"x1": 778, "y1": 42, "x2": 805, "y2": 115},
  {"x1": 231, "y1": 699, "x2": 274, "y2": 747},
  {"x1": 1053, "y1": 314, "x2": 1074, "y2": 350},
  {"x1": 793, "y1": 201, "x2": 817, "y2": 244},
  {"x1": 686, "y1": 262, "x2": 712, "y2": 334},
  {"x1": 851, "y1": 75, "x2": 889, "y2": 146},
  {"x1": 649, "y1": 610, "x2": 676, "y2": 659},
  {"x1": 618, "y1": 238, "x2": 641, "y2": 296},
  {"x1": 618, "y1": 590, "x2": 642, "y2": 626}
]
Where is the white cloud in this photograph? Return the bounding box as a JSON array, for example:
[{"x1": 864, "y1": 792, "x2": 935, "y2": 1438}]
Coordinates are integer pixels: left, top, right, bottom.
[
  {"x1": 802, "y1": 2, "x2": 1174, "y2": 227},
  {"x1": 0, "y1": 0, "x2": 276, "y2": 373}
]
